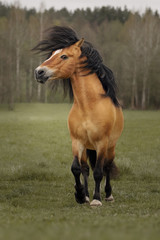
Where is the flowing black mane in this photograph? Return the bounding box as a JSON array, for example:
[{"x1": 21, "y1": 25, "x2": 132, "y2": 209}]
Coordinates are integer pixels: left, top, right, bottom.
[{"x1": 33, "y1": 26, "x2": 120, "y2": 107}]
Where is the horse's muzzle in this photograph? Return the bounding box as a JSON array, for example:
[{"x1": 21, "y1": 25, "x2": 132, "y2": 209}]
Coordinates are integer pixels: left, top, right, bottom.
[{"x1": 34, "y1": 67, "x2": 49, "y2": 84}]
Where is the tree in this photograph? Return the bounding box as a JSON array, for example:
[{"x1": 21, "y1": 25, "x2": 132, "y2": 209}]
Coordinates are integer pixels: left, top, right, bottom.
[
  {"x1": 9, "y1": 3, "x2": 27, "y2": 102},
  {"x1": 0, "y1": 2, "x2": 160, "y2": 109},
  {"x1": 122, "y1": 13, "x2": 142, "y2": 108},
  {"x1": 140, "y1": 11, "x2": 160, "y2": 109},
  {"x1": 121, "y1": 11, "x2": 160, "y2": 109}
]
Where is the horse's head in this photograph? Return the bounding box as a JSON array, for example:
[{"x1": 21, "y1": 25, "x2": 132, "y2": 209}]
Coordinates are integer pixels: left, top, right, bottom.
[{"x1": 35, "y1": 39, "x2": 84, "y2": 84}]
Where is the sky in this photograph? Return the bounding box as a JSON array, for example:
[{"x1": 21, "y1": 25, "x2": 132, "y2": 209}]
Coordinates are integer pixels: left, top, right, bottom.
[{"x1": 2, "y1": 0, "x2": 160, "y2": 13}]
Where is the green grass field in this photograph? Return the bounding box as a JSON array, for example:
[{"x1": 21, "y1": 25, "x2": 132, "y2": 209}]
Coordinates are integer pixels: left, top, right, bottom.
[{"x1": 0, "y1": 104, "x2": 159, "y2": 240}]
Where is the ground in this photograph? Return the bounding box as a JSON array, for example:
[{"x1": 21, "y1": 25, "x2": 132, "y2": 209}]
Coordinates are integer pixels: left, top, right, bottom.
[{"x1": 0, "y1": 104, "x2": 159, "y2": 240}]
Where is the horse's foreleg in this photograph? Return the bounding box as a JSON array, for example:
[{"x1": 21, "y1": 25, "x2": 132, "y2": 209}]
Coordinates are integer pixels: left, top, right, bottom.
[
  {"x1": 90, "y1": 140, "x2": 109, "y2": 207},
  {"x1": 71, "y1": 156, "x2": 86, "y2": 204},
  {"x1": 90, "y1": 156, "x2": 104, "y2": 206},
  {"x1": 71, "y1": 140, "x2": 87, "y2": 204}
]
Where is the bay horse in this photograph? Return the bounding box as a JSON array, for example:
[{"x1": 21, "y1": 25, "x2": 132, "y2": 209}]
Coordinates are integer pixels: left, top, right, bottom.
[{"x1": 34, "y1": 26, "x2": 124, "y2": 206}]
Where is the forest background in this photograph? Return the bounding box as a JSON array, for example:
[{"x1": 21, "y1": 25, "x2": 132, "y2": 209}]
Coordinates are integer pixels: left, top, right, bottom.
[{"x1": 0, "y1": 1, "x2": 160, "y2": 110}]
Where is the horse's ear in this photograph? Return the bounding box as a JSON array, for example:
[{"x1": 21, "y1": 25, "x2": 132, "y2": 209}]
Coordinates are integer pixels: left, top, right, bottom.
[{"x1": 75, "y1": 38, "x2": 84, "y2": 48}]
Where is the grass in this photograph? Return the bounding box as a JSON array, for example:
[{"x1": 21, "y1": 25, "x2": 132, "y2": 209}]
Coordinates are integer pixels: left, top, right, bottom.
[{"x1": 0, "y1": 103, "x2": 159, "y2": 240}]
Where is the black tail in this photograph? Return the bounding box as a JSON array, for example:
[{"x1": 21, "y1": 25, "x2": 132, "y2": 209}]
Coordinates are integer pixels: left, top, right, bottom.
[
  {"x1": 86, "y1": 149, "x2": 96, "y2": 170},
  {"x1": 110, "y1": 161, "x2": 119, "y2": 179}
]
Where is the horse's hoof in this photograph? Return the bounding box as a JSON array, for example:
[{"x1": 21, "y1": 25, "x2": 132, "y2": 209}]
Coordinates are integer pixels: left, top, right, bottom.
[
  {"x1": 90, "y1": 199, "x2": 102, "y2": 206},
  {"x1": 105, "y1": 194, "x2": 114, "y2": 202},
  {"x1": 74, "y1": 185, "x2": 86, "y2": 204},
  {"x1": 85, "y1": 196, "x2": 90, "y2": 203},
  {"x1": 75, "y1": 193, "x2": 86, "y2": 204}
]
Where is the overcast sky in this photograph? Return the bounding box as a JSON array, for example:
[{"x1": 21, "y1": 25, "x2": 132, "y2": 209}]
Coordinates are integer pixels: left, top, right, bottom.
[{"x1": 3, "y1": 0, "x2": 160, "y2": 13}]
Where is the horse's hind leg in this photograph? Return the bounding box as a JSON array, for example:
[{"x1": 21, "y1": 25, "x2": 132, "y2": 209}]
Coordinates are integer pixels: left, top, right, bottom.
[
  {"x1": 81, "y1": 157, "x2": 90, "y2": 203},
  {"x1": 104, "y1": 146, "x2": 116, "y2": 202},
  {"x1": 104, "y1": 163, "x2": 114, "y2": 201}
]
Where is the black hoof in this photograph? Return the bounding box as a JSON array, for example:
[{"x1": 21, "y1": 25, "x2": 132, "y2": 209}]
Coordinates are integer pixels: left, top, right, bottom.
[{"x1": 74, "y1": 185, "x2": 86, "y2": 204}]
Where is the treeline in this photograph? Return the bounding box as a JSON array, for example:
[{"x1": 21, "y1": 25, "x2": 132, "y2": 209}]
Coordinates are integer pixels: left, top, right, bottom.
[{"x1": 0, "y1": 1, "x2": 160, "y2": 109}]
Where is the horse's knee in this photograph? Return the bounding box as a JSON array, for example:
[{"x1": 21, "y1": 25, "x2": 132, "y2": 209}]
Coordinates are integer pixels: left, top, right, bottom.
[
  {"x1": 71, "y1": 156, "x2": 81, "y2": 176},
  {"x1": 81, "y1": 162, "x2": 89, "y2": 176}
]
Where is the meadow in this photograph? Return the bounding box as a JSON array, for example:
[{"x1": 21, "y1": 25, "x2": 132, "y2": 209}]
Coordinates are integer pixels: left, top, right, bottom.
[{"x1": 0, "y1": 103, "x2": 159, "y2": 240}]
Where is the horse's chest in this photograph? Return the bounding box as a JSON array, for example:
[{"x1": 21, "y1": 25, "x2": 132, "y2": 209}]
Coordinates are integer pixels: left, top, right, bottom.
[
  {"x1": 70, "y1": 118, "x2": 100, "y2": 147},
  {"x1": 81, "y1": 120, "x2": 95, "y2": 136}
]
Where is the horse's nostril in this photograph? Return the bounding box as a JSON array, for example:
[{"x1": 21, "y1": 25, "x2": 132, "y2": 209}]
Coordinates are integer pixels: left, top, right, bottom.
[
  {"x1": 35, "y1": 68, "x2": 46, "y2": 80},
  {"x1": 38, "y1": 70, "x2": 45, "y2": 76}
]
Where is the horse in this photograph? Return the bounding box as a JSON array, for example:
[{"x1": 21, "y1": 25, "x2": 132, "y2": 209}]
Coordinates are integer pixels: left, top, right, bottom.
[{"x1": 33, "y1": 26, "x2": 124, "y2": 206}]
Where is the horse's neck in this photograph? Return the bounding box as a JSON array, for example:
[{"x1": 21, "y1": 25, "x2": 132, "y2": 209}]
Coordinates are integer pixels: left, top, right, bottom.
[{"x1": 71, "y1": 71, "x2": 105, "y2": 110}]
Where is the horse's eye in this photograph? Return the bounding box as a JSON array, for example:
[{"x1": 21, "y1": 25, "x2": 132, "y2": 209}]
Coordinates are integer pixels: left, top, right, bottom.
[{"x1": 60, "y1": 55, "x2": 68, "y2": 60}]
